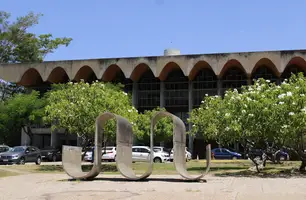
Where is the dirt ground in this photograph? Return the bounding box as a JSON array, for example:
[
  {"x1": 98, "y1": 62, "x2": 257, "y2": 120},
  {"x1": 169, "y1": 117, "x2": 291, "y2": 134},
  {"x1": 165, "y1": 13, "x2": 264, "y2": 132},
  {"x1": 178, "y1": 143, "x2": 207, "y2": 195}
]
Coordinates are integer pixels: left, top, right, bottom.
[{"x1": 0, "y1": 173, "x2": 306, "y2": 200}]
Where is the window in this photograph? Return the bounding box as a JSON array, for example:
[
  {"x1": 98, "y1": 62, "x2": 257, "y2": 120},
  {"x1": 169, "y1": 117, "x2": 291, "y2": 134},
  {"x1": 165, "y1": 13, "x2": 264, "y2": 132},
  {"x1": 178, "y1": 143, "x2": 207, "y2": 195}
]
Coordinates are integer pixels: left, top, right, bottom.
[
  {"x1": 139, "y1": 148, "x2": 150, "y2": 153},
  {"x1": 0, "y1": 147, "x2": 9, "y2": 153},
  {"x1": 214, "y1": 149, "x2": 221, "y2": 153}
]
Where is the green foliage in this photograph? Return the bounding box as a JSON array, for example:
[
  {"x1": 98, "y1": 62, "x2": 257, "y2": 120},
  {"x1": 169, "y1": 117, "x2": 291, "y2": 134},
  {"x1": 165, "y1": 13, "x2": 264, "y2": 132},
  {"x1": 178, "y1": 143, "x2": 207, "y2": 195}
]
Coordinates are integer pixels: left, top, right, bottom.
[
  {"x1": 190, "y1": 73, "x2": 306, "y2": 152},
  {"x1": 0, "y1": 11, "x2": 72, "y2": 63},
  {"x1": 0, "y1": 91, "x2": 46, "y2": 144},
  {"x1": 136, "y1": 107, "x2": 173, "y2": 145},
  {"x1": 44, "y1": 81, "x2": 139, "y2": 144}
]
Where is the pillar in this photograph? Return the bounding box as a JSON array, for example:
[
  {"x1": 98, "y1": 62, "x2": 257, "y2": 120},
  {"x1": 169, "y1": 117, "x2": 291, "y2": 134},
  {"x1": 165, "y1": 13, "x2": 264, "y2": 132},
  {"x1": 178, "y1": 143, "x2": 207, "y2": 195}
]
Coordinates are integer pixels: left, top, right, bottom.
[
  {"x1": 21, "y1": 128, "x2": 31, "y2": 146},
  {"x1": 50, "y1": 128, "x2": 58, "y2": 148},
  {"x1": 132, "y1": 81, "x2": 138, "y2": 107},
  {"x1": 160, "y1": 81, "x2": 165, "y2": 108},
  {"x1": 77, "y1": 136, "x2": 82, "y2": 146},
  {"x1": 247, "y1": 75, "x2": 252, "y2": 85},
  {"x1": 188, "y1": 80, "x2": 194, "y2": 156},
  {"x1": 217, "y1": 79, "x2": 222, "y2": 96}
]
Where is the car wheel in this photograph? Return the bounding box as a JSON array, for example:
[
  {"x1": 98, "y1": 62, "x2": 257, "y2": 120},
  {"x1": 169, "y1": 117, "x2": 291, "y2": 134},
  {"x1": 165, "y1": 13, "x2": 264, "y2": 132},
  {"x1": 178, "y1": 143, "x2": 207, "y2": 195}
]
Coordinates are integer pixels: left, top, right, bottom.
[
  {"x1": 232, "y1": 156, "x2": 237, "y2": 160},
  {"x1": 19, "y1": 157, "x2": 25, "y2": 165},
  {"x1": 153, "y1": 157, "x2": 162, "y2": 163},
  {"x1": 52, "y1": 155, "x2": 57, "y2": 162},
  {"x1": 114, "y1": 155, "x2": 116, "y2": 162},
  {"x1": 35, "y1": 157, "x2": 41, "y2": 165}
]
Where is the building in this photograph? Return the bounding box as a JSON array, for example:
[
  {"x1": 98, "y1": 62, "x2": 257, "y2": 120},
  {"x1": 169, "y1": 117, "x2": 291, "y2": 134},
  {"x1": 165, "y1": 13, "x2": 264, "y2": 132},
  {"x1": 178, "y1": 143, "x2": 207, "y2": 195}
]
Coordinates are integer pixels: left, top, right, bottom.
[{"x1": 1, "y1": 49, "x2": 306, "y2": 155}]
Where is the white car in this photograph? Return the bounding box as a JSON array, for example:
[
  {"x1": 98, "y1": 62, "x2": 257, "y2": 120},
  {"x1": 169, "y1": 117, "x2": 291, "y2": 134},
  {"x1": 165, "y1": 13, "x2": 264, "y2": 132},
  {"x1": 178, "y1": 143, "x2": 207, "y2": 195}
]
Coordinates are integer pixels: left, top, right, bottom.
[
  {"x1": 83, "y1": 146, "x2": 116, "y2": 162},
  {"x1": 132, "y1": 146, "x2": 170, "y2": 163},
  {"x1": 101, "y1": 146, "x2": 116, "y2": 162},
  {"x1": 169, "y1": 147, "x2": 192, "y2": 162}
]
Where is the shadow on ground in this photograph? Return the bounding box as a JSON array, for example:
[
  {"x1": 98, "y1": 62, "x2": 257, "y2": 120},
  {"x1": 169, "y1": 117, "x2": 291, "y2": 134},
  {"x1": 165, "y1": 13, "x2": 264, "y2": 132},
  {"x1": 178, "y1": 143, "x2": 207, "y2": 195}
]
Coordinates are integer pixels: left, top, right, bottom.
[
  {"x1": 215, "y1": 168, "x2": 306, "y2": 178},
  {"x1": 59, "y1": 177, "x2": 207, "y2": 183}
]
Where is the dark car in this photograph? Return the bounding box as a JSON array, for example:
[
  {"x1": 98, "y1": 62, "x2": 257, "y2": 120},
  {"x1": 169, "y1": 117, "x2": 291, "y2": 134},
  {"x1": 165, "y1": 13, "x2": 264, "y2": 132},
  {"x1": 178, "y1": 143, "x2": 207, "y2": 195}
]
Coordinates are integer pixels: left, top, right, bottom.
[
  {"x1": 0, "y1": 146, "x2": 41, "y2": 165},
  {"x1": 211, "y1": 148, "x2": 242, "y2": 159},
  {"x1": 247, "y1": 148, "x2": 289, "y2": 162},
  {"x1": 40, "y1": 147, "x2": 62, "y2": 162},
  {"x1": 0, "y1": 145, "x2": 12, "y2": 153}
]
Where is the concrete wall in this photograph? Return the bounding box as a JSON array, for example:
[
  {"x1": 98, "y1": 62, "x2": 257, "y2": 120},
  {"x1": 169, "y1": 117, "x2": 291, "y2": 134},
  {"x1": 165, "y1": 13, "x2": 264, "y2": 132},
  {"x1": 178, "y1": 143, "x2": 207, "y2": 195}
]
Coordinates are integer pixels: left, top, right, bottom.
[{"x1": 1, "y1": 50, "x2": 306, "y2": 84}]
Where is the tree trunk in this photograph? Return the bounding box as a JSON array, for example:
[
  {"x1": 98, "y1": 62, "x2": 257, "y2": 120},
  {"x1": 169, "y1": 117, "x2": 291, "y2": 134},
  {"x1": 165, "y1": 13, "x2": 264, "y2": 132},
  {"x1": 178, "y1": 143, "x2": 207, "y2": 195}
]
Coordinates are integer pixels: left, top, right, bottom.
[{"x1": 299, "y1": 160, "x2": 306, "y2": 172}]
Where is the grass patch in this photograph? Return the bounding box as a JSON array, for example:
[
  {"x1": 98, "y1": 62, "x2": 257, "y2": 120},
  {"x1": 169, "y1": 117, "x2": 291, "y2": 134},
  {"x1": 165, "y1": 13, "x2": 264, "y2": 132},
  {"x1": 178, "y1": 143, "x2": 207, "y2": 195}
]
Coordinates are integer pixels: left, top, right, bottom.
[
  {"x1": 3, "y1": 160, "x2": 303, "y2": 177},
  {"x1": 0, "y1": 169, "x2": 19, "y2": 178}
]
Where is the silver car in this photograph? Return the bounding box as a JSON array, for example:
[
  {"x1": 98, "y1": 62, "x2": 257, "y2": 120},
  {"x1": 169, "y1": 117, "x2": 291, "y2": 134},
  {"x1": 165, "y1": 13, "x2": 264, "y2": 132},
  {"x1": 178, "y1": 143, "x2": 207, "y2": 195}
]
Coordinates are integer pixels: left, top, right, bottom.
[{"x1": 132, "y1": 146, "x2": 170, "y2": 163}]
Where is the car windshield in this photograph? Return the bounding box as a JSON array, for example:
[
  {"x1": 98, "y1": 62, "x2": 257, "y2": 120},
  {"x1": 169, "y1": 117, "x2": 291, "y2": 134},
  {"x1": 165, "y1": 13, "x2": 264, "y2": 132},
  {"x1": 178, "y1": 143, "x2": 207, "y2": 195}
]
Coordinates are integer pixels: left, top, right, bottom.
[{"x1": 10, "y1": 147, "x2": 25, "y2": 152}]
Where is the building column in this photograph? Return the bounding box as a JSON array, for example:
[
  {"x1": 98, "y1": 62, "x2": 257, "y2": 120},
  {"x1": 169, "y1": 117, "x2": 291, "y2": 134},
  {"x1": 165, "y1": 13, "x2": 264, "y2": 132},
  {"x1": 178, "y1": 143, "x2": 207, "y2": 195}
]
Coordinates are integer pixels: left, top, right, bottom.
[
  {"x1": 132, "y1": 81, "x2": 138, "y2": 107},
  {"x1": 247, "y1": 74, "x2": 252, "y2": 85},
  {"x1": 50, "y1": 128, "x2": 58, "y2": 148},
  {"x1": 160, "y1": 81, "x2": 165, "y2": 108},
  {"x1": 21, "y1": 127, "x2": 31, "y2": 146},
  {"x1": 188, "y1": 80, "x2": 194, "y2": 156},
  {"x1": 217, "y1": 79, "x2": 223, "y2": 96},
  {"x1": 77, "y1": 136, "x2": 82, "y2": 146}
]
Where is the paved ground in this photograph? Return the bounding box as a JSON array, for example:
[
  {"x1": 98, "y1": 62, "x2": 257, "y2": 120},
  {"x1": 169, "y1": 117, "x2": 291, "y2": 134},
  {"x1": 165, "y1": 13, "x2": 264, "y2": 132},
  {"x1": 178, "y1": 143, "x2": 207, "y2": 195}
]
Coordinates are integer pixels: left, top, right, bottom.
[{"x1": 0, "y1": 172, "x2": 305, "y2": 200}]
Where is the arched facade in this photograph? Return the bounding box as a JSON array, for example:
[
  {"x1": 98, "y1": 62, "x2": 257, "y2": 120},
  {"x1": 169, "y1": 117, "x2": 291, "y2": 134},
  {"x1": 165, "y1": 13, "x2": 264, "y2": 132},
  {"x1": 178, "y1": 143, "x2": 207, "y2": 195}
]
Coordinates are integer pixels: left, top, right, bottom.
[
  {"x1": 74, "y1": 66, "x2": 97, "y2": 83},
  {"x1": 162, "y1": 62, "x2": 189, "y2": 124},
  {"x1": 251, "y1": 58, "x2": 279, "y2": 83},
  {"x1": 281, "y1": 57, "x2": 306, "y2": 80},
  {"x1": 4, "y1": 50, "x2": 306, "y2": 155},
  {"x1": 220, "y1": 60, "x2": 248, "y2": 95},
  {"x1": 191, "y1": 61, "x2": 217, "y2": 107},
  {"x1": 133, "y1": 64, "x2": 160, "y2": 113},
  {"x1": 102, "y1": 64, "x2": 132, "y2": 94}
]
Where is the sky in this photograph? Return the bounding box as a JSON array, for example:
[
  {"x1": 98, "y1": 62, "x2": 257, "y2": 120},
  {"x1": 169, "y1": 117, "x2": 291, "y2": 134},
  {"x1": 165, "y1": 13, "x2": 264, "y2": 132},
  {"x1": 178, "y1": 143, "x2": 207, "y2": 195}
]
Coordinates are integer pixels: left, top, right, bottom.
[{"x1": 2, "y1": 0, "x2": 306, "y2": 61}]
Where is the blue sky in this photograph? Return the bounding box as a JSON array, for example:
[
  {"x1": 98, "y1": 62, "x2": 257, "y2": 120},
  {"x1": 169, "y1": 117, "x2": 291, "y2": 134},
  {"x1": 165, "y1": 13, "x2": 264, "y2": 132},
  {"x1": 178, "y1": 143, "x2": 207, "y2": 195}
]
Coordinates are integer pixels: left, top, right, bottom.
[{"x1": 2, "y1": 0, "x2": 306, "y2": 61}]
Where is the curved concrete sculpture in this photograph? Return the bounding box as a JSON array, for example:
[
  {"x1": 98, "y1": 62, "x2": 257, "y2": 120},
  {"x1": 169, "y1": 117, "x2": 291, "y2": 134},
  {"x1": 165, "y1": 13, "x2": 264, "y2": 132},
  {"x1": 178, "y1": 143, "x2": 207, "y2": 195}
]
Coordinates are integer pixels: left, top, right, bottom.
[
  {"x1": 102, "y1": 112, "x2": 153, "y2": 180},
  {"x1": 63, "y1": 112, "x2": 153, "y2": 180},
  {"x1": 63, "y1": 111, "x2": 211, "y2": 181},
  {"x1": 62, "y1": 117, "x2": 102, "y2": 180},
  {"x1": 151, "y1": 111, "x2": 211, "y2": 180}
]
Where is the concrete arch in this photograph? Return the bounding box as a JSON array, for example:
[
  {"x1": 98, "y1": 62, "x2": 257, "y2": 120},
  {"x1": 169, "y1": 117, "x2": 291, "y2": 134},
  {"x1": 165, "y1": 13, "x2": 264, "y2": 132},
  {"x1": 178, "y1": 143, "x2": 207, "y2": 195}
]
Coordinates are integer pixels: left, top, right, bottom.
[
  {"x1": 189, "y1": 61, "x2": 216, "y2": 80},
  {"x1": 73, "y1": 65, "x2": 98, "y2": 82},
  {"x1": 251, "y1": 58, "x2": 280, "y2": 77},
  {"x1": 18, "y1": 68, "x2": 43, "y2": 86},
  {"x1": 219, "y1": 59, "x2": 247, "y2": 78},
  {"x1": 130, "y1": 63, "x2": 153, "y2": 81},
  {"x1": 158, "y1": 62, "x2": 185, "y2": 81},
  {"x1": 282, "y1": 56, "x2": 306, "y2": 77},
  {"x1": 47, "y1": 67, "x2": 70, "y2": 83},
  {"x1": 102, "y1": 64, "x2": 126, "y2": 82},
  {"x1": 151, "y1": 111, "x2": 211, "y2": 180}
]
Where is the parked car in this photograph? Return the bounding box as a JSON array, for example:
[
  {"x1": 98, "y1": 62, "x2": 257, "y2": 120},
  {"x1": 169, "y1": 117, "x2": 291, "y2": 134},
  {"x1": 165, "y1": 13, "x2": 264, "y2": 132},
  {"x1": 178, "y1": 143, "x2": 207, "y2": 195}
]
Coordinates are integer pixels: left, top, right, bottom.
[
  {"x1": 82, "y1": 146, "x2": 94, "y2": 161},
  {"x1": 211, "y1": 148, "x2": 242, "y2": 159},
  {"x1": 247, "y1": 148, "x2": 289, "y2": 162},
  {"x1": 0, "y1": 145, "x2": 12, "y2": 153},
  {"x1": 83, "y1": 146, "x2": 117, "y2": 162},
  {"x1": 0, "y1": 146, "x2": 41, "y2": 165},
  {"x1": 169, "y1": 147, "x2": 192, "y2": 162},
  {"x1": 101, "y1": 146, "x2": 116, "y2": 162},
  {"x1": 40, "y1": 147, "x2": 62, "y2": 162},
  {"x1": 132, "y1": 146, "x2": 170, "y2": 163}
]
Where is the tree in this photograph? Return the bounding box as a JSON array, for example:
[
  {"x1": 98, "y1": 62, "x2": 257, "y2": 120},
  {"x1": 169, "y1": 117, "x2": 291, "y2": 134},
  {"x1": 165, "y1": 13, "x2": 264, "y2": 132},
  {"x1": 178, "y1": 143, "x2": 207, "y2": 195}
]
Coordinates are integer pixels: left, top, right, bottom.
[
  {"x1": 0, "y1": 11, "x2": 72, "y2": 63},
  {"x1": 44, "y1": 81, "x2": 139, "y2": 148},
  {"x1": 0, "y1": 91, "x2": 46, "y2": 145},
  {"x1": 189, "y1": 74, "x2": 306, "y2": 172},
  {"x1": 136, "y1": 108, "x2": 173, "y2": 145}
]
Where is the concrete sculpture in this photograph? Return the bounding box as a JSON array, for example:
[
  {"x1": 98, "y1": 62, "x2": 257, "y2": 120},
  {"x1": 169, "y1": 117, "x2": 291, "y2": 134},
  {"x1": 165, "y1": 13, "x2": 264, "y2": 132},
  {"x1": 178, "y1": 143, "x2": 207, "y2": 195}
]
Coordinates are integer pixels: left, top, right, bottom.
[{"x1": 62, "y1": 111, "x2": 211, "y2": 181}]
